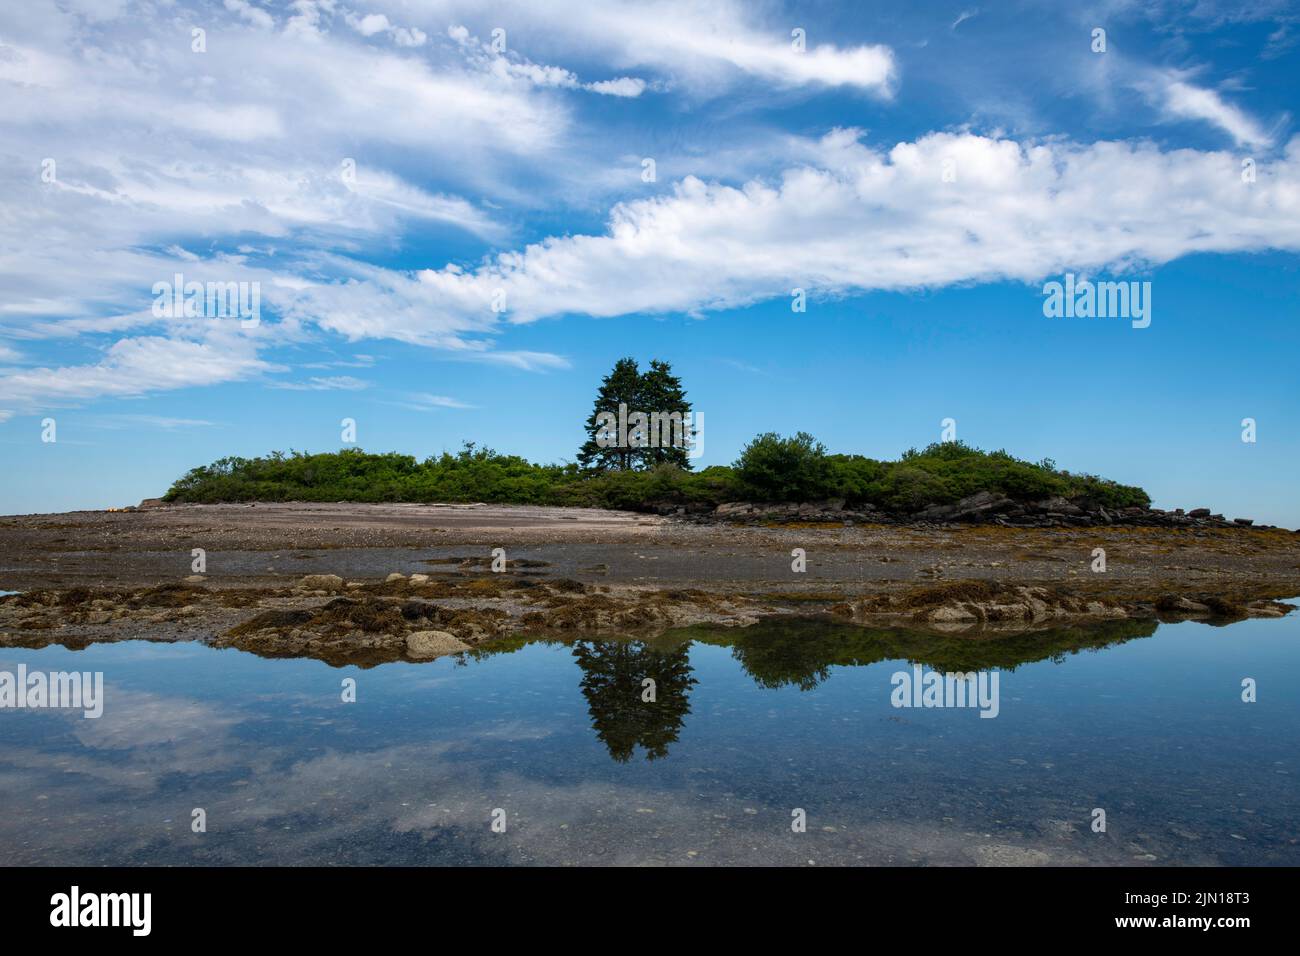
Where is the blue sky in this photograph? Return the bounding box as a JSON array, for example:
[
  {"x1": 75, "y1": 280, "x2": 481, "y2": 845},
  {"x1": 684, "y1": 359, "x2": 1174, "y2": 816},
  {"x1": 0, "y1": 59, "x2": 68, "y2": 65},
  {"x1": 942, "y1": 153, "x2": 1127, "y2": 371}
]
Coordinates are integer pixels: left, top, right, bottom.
[{"x1": 1, "y1": 0, "x2": 1298, "y2": 524}]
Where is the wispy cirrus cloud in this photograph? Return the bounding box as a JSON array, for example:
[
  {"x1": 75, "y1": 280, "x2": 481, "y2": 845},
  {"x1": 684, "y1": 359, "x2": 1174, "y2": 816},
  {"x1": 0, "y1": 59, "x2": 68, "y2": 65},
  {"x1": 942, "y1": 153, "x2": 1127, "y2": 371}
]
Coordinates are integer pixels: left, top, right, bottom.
[
  {"x1": 1141, "y1": 69, "x2": 1276, "y2": 147},
  {"x1": 268, "y1": 376, "x2": 371, "y2": 392},
  {"x1": 87, "y1": 414, "x2": 219, "y2": 430},
  {"x1": 389, "y1": 392, "x2": 477, "y2": 411},
  {"x1": 0, "y1": 336, "x2": 278, "y2": 416}
]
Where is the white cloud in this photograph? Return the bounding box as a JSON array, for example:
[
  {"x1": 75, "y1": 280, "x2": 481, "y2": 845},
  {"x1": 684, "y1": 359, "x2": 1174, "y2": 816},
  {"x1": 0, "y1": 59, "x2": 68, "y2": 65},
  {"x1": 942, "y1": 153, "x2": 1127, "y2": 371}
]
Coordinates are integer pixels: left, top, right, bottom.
[
  {"x1": 586, "y1": 76, "x2": 647, "y2": 97},
  {"x1": 369, "y1": 130, "x2": 1300, "y2": 328},
  {"x1": 432, "y1": 0, "x2": 895, "y2": 94},
  {"x1": 269, "y1": 375, "x2": 370, "y2": 391},
  {"x1": 458, "y1": 350, "x2": 571, "y2": 371},
  {"x1": 1144, "y1": 70, "x2": 1274, "y2": 147},
  {"x1": 2, "y1": 0, "x2": 1292, "y2": 421},
  {"x1": 349, "y1": 12, "x2": 391, "y2": 36},
  {"x1": 345, "y1": 10, "x2": 427, "y2": 46},
  {"x1": 397, "y1": 392, "x2": 475, "y2": 410},
  {"x1": 224, "y1": 0, "x2": 276, "y2": 31},
  {"x1": 447, "y1": 25, "x2": 649, "y2": 99},
  {"x1": 393, "y1": 27, "x2": 428, "y2": 47},
  {"x1": 0, "y1": 1, "x2": 559, "y2": 404},
  {"x1": 0, "y1": 336, "x2": 277, "y2": 415},
  {"x1": 90, "y1": 414, "x2": 218, "y2": 430}
]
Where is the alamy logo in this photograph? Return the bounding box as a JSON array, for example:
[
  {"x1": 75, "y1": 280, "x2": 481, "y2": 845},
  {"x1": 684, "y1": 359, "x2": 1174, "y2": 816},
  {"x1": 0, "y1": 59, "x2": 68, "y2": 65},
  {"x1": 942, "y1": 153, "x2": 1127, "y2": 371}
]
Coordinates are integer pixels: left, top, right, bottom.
[
  {"x1": 1042, "y1": 273, "x2": 1151, "y2": 328},
  {"x1": 50, "y1": 886, "x2": 151, "y2": 936},
  {"x1": 594, "y1": 402, "x2": 704, "y2": 459},
  {"x1": 152, "y1": 272, "x2": 261, "y2": 327},
  {"x1": 890, "y1": 665, "x2": 1000, "y2": 718},
  {"x1": 0, "y1": 666, "x2": 103, "y2": 718}
]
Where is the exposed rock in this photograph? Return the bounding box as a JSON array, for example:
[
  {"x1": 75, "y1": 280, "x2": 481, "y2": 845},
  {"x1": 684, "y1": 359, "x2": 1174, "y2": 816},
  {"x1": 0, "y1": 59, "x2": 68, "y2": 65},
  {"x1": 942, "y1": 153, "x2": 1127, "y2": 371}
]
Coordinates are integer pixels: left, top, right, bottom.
[
  {"x1": 137, "y1": 498, "x2": 167, "y2": 509},
  {"x1": 298, "y1": 574, "x2": 344, "y2": 592},
  {"x1": 1156, "y1": 595, "x2": 1211, "y2": 614},
  {"x1": 928, "y1": 604, "x2": 979, "y2": 623},
  {"x1": 695, "y1": 493, "x2": 1266, "y2": 531},
  {"x1": 915, "y1": 502, "x2": 959, "y2": 521},
  {"x1": 406, "y1": 630, "x2": 470, "y2": 659},
  {"x1": 952, "y1": 490, "x2": 1016, "y2": 519},
  {"x1": 385, "y1": 572, "x2": 407, "y2": 583}
]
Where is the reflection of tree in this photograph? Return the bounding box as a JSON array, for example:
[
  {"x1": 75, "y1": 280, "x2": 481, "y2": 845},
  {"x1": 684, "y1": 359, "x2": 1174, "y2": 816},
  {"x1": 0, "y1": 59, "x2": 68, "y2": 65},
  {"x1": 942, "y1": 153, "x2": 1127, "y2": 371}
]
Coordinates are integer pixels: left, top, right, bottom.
[
  {"x1": 688, "y1": 617, "x2": 1160, "y2": 692},
  {"x1": 723, "y1": 629, "x2": 835, "y2": 691},
  {"x1": 573, "y1": 640, "x2": 696, "y2": 762}
]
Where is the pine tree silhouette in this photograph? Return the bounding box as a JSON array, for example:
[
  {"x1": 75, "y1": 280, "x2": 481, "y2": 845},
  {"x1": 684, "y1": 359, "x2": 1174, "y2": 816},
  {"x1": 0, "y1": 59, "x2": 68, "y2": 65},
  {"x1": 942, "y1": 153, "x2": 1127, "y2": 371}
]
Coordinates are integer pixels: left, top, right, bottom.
[{"x1": 576, "y1": 357, "x2": 694, "y2": 472}]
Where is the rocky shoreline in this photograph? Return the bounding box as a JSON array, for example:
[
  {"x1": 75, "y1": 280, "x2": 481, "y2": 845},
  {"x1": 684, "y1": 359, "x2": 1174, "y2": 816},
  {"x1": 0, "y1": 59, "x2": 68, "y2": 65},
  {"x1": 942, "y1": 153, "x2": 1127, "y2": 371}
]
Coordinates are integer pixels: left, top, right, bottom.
[
  {"x1": 671, "y1": 491, "x2": 1282, "y2": 529},
  {"x1": 1, "y1": 502, "x2": 1297, "y2": 665},
  {"x1": 1, "y1": 570, "x2": 1293, "y2": 667}
]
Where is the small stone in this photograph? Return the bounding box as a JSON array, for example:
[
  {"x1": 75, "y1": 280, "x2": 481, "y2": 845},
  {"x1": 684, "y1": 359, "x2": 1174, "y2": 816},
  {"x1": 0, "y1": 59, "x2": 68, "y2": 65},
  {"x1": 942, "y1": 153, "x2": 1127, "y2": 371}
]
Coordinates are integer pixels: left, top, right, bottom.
[
  {"x1": 183, "y1": 574, "x2": 205, "y2": 584},
  {"x1": 385, "y1": 572, "x2": 407, "y2": 583},
  {"x1": 409, "y1": 573, "x2": 430, "y2": 584}
]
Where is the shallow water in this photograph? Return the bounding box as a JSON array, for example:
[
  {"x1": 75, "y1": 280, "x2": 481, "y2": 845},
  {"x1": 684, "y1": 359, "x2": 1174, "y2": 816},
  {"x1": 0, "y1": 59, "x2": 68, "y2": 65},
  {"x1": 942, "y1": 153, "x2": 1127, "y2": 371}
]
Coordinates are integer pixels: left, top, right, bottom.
[{"x1": 1, "y1": 610, "x2": 1297, "y2": 866}]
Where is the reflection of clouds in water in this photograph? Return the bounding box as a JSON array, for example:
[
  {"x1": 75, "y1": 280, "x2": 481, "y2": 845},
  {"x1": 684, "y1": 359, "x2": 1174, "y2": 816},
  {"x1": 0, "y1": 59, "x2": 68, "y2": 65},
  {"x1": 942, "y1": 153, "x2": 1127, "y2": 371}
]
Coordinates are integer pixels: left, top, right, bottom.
[
  {"x1": 3, "y1": 618, "x2": 1295, "y2": 865},
  {"x1": 0, "y1": 688, "x2": 251, "y2": 795},
  {"x1": 71, "y1": 689, "x2": 241, "y2": 750},
  {"x1": 0, "y1": 671, "x2": 1140, "y2": 865},
  {"x1": 2, "y1": 694, "x2": 739, "y2": 864},
  {"x1": 470, "y1": 719, "x2": 555, "y2": 742}
]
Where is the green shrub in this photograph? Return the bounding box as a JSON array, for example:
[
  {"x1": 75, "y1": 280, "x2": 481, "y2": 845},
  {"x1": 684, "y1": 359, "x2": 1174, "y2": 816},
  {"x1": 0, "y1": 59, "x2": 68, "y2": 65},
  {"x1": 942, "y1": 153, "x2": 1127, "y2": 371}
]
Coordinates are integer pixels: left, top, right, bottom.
[
  {"x1": 734, "y1": 432, "x2": 835, "y2": 501},
  {"x1": 164, "y1": 438, "x2": 1149, "y2": 513}
]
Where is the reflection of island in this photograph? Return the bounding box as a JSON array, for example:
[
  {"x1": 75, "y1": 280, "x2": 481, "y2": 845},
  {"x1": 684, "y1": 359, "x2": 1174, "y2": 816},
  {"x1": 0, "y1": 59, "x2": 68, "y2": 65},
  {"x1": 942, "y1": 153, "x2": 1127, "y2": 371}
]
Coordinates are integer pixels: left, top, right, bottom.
[
  {"x1": 686, "y1": 617, "x2": 1159, "y2": 691},
  {"x1": 470, "y1": 617, "x2": 1160, "y2": 759},
  {"x1": 572, "y1": 639, "x2": 697, "y2": 762}
]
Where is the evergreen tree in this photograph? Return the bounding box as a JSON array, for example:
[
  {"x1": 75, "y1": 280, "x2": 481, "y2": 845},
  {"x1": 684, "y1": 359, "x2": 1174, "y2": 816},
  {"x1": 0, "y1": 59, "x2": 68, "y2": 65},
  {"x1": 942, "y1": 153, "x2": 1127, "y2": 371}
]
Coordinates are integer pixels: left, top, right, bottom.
[
  {"x1": 576, "y1": 357, "x2": 695, "y2": 472},
  {"x1": 577, "y1": 357, "x2": 642, "y2": 471},
  {"x1": 638, "y1": 359, "x2": 693, "y2": 469}
]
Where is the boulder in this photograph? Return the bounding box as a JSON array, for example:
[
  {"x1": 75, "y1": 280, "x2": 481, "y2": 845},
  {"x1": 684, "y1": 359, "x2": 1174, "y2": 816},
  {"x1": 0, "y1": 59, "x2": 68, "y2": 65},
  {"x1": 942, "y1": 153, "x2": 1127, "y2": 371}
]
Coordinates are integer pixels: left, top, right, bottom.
[
  {"x1": 1188, "y1": 508, "x2": 1211, "y2": 518},
  {"x1": 952, "y1": 490, "x2": 1016, "y2": 519},
  {"x1": 915, "y1": 503, "x2": 959, "y2": 521},
  {"x1": 928, "y1": 604, "x2": 979, "y2": 623},
  {"x1": 1156, "y1": 595, "x2": 1210, "y2": 614},
  {"x1": 1233, "y1": 518, "x2": 1254, "y2": 526},
  {"x1": 1035, "y1": 496, "x2": 1083, "y2": 515},
  {"x1": 138, "y1": 498, "x2": 167, "y2": 509},
  {"x1": 714, "y1": 502, "x2": 754, "y2": 516},
  {"x1": 385, "y1": 572, "x2": 407, "y2": 583},
  {"x1": 406, "y1": 630, "x2": 471, "y2": 659},
  {"x1": 299, "y1": 574, "x2": 344, "y2": 592}
]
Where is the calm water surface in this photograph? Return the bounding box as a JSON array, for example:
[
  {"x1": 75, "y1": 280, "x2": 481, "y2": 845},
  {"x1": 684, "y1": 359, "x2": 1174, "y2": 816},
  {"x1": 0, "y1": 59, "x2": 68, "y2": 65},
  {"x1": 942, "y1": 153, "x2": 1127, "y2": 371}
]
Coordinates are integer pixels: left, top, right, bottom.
[{"x1": 1, "y1": 609, "x2": 1297, "y2": 866}]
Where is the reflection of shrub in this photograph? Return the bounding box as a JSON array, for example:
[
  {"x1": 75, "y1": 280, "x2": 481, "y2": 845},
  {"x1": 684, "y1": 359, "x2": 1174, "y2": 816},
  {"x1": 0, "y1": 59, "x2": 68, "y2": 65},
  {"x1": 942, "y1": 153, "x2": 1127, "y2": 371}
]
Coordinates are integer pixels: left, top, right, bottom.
[{"x1": 735, "y1": 432, "x2": 834, "y2": 501}]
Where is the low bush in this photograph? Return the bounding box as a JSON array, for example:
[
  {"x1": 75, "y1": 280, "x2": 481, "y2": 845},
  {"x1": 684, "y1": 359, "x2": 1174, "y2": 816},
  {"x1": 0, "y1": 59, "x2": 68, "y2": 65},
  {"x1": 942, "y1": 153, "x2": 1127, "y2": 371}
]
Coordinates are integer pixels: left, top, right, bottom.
[{"x1": 164, "y1": 438, "x2": 1149, "y2": 513}]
